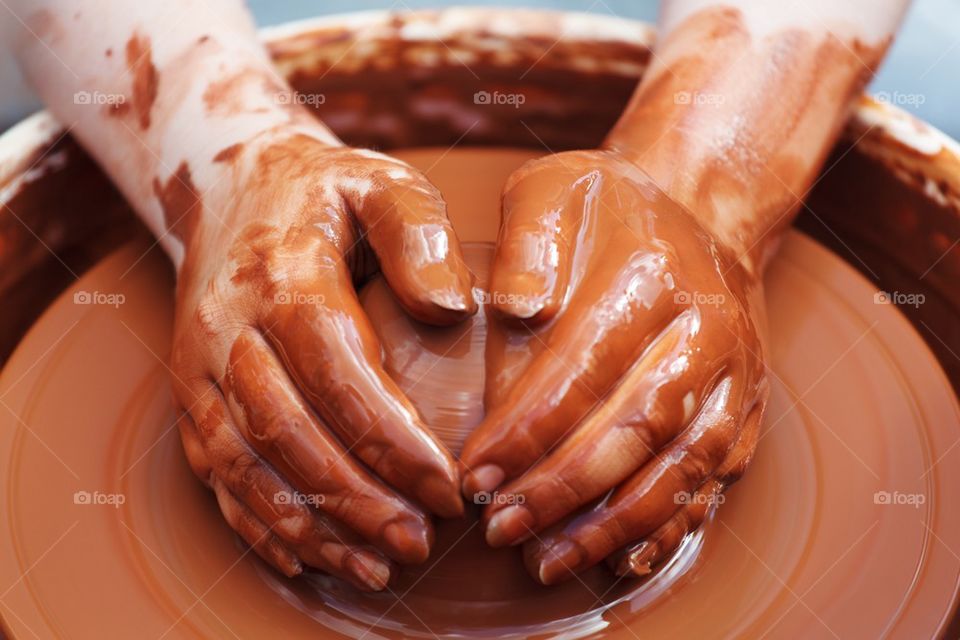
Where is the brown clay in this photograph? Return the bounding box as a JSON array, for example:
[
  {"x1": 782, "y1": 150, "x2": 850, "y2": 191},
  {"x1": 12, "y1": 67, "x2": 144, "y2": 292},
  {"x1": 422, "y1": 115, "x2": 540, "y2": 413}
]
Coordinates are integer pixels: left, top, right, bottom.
[
  {"x1": 2, "y1": 147, "x2": 959, "y2": 639},
  {"x1": 124, "y1": 32, "x2": 158, "y2": 130},
  {"x1": 455, "y1": 6, "x2": 895, "y2": 586}
]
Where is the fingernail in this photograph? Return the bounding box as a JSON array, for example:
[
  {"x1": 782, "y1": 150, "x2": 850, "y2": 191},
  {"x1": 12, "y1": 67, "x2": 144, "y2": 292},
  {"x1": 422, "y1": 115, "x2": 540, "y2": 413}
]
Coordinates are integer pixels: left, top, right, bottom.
[
  {"x1": 493, "y1": 283, "x2": 546, "y2": 320},
  {"x1": 616, "y1": 541, "x2": 655, "y2": 577},
  {"x1": 280, "y1": 556, "x2": 303, "y2": 578},
  {"x1": 537, "y1": 539, "x2": 585, "y2": 586},
  {"x1": 419, "y1": 473, "x2": 464, "y2": 519},
  {"x1": 463, "y1": 464, "x2": 504, "y2": 497},
  {"x1": 346, "y1": 550, "x2": 392, "y2": 591},
  {"x1": 491, "y1": 267, "x2": 552, "y2": 320},
  {"x1": 485, "y1": 504, "x2": 535, "y2": 547},
  {"x1": 428, "y1": 287, "x2": 474, "y2": 314},
  {"x1": 383, "y1": 519, "x2": 431, "y2": 564},
  {"x1": 272, "y1": 545, "x2": 303, "y2": 578},
  {"x1": 424, "y1": 263, "x2": 478, "y2": 316}
]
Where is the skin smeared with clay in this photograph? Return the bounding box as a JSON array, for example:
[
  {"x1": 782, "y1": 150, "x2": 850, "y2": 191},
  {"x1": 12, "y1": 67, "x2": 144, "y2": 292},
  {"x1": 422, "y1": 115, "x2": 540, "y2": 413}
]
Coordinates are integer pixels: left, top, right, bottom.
[
  {"x1": 10, "y1": 0, "x2": 911, "y2": 592},
  {"x1": 461, "y1": 0, "x2": 908, "y2": 585},
  {"x1": 11, "y1": 0, "x2": 476, "y2": 589},
  {"x1": 468, "y1": 150, "x2": 769, "y2": 585}
]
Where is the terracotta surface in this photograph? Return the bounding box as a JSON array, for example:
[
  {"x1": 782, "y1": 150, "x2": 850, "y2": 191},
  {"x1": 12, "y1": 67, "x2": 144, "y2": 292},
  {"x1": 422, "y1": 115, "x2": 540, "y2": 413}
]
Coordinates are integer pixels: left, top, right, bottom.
[
  {"x1": 4, "y1": 8, "x2": 960, "y2": 401},
  {"x1": 1, "y1": 147, "x2": 958, "y2": 639}
]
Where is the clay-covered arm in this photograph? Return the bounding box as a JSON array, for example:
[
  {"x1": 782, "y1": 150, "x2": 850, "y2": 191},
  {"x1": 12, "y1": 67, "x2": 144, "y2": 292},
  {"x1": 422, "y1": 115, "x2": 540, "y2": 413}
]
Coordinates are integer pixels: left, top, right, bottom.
[
  {"x1": 604, "y1": 0, "x2": 910, "y2": 275},
  {"x1": 7, "y1": 0, "x2": 340, "y2": 270},
  {"x1": 465, "y1": 0, "x2": 910, "y2": 585},
  {"x1": 9, "y1": 1, "x2": 477, "y2": 588}
]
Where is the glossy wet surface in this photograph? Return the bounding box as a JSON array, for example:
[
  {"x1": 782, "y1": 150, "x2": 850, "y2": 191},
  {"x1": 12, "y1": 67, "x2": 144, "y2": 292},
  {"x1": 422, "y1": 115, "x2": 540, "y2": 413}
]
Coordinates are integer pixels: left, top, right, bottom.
[{"x1": 1, "y1": 148, "x2": 959, "y2": 639}]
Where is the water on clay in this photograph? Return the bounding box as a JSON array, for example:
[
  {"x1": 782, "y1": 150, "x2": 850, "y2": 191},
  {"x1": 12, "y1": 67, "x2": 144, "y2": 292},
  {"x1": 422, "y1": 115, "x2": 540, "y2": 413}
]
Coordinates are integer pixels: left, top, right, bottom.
[{"x1": 1, "y1": 148, "x2": 958, "y2": 639}]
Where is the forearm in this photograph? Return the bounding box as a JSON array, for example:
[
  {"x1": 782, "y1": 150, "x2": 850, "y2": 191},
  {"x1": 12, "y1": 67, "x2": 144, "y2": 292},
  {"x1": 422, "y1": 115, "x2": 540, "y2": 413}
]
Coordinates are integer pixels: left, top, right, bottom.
[
  {"x1": 8, "y1": 0, "x2": 340, "y2": 269},
  {"x1": 604, "y1": 0, "x2": 909, "y2": 274}
]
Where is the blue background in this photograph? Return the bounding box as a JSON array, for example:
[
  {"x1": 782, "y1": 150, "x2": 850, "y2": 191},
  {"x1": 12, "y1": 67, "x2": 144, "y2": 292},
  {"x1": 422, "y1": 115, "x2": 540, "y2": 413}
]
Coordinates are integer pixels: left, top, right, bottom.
[{"x1": 1, "y1": 0, "x2": 958, "y2": 138}]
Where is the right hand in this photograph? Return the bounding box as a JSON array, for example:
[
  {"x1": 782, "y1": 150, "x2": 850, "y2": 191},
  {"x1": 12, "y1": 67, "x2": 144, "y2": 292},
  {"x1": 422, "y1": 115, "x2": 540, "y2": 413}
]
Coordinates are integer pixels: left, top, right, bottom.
[
  {"x1": 170, "y1": 131, "x2": 474, "y2": 590},
  {"x1": 465, "y1": 150, "x2": 768, "y2": 584}
]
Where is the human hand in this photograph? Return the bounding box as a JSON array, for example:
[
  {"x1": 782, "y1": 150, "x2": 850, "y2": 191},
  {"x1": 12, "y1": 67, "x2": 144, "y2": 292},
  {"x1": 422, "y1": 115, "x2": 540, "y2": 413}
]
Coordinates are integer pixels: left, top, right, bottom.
[
  {"x1": 462, "y1": 149, "x2": 768, "y2": 584},
  {"x1": 170, "y1": 132, "x2": 475, "y2": 590}
]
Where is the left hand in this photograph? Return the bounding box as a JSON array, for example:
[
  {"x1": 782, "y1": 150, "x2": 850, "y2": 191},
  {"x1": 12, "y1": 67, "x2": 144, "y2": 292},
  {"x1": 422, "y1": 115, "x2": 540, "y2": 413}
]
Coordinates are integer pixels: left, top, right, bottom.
[
  {"x1": 461, "y1": 149, "x2": 769, "y2": 584},
  {"x1": 170, "y1": 132, "x2": 472, "y2": 589}
]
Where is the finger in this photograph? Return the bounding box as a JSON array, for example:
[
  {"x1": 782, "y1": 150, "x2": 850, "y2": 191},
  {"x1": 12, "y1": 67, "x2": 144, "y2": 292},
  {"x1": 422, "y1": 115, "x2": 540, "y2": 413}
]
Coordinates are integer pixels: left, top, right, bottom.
[
  {"x1": 461, "y1": 277, "x2": 680, "y2": 496},
  {"x1": 284, "y1": 509, "x2": 395, "y2": 591},
  {"x1": 340, "y1": 152, "x2": 477, "y2": 325},
  {"x1": 481, "y1": 305, "x2": 545, "y2": 411},
  {"x1": 176, "y1": 410, "x2": 212, "y2": 485},
  {"x1": 525, "y1": 375, "x2": 745, "y2": 585},
  {"x1": 226, "y1": 330, "x2": 435, "y2": 564},
  {"x1": 488, "y1": 161, "x2": 585, "y2": 323},
  {"x1": 715, "y1": 390, "x2": 765, "y2": 483},
  {"x1": 210, "y1": 475, "x2": 302, "y2": 578},
  {"x1": 192, "y1": 382, "x2": 399, "y2": 585},
  {"x1": 192, "y1": 383, "x2": 321, "y2": 545},
  {"x1": 610, "y1": 478, "x2": 723, "y2": 577},
  {"x1": 264, "y1": 240, "x2": 464, "y2": 519},
  {"x1": 214, "y1": 476, "x2": 397, "y2": 592},
  {"x1": 610, "y1": 398, "x2": 764, "y2": 578},
  {"x1": 482, "y1": 315, "x2": 727, "y2": 547}
]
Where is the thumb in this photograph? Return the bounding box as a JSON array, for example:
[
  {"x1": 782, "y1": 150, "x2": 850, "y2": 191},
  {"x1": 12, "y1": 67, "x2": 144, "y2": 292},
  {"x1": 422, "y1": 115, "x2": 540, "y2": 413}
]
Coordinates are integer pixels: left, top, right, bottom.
[{"x1": 342, "y1": 155, "x2": 477, "y2": 326}]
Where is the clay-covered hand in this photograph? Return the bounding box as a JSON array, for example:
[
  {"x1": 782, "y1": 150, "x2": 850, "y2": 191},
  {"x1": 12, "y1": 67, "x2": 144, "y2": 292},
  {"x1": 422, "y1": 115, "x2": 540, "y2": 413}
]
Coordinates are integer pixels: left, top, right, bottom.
[
  {"x1": 462, "y1": 149, "x2": 768, "y2": 584},
  {"x1": 170, "y1": 132, "x2": 475, "y2": 590}
]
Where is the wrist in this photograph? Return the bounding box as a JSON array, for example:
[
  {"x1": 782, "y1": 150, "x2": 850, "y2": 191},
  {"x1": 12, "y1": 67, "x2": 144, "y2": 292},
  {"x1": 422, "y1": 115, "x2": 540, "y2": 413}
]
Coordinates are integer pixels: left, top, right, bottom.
[{"x1": 175, "y1": 124, "x2": 342, "y2": 275}]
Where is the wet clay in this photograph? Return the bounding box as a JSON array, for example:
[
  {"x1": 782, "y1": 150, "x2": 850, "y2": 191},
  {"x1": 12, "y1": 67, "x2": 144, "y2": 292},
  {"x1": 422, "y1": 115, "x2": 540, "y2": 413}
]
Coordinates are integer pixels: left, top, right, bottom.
[
  {"x1": 165, "y1": 135, "x2": 483, "y2": 589},
  {"x1": 123, "y1": 32, "x2": 158, "y2": 130},
  {"x1": 2, "y1": 147, "x2": 959, "y2": 639},
  {"x1": 3, "y1": 5, "x2": 960, "y2": 631},
  {"x1": 605, "y1": 6, "x2": 890, "y2": 275},
  {"x1": 9, "y1": 4, "x2": 899, "y2": 587},
  {"x1": 450, "y1": 147, "x2": 767, "y2": 587}
]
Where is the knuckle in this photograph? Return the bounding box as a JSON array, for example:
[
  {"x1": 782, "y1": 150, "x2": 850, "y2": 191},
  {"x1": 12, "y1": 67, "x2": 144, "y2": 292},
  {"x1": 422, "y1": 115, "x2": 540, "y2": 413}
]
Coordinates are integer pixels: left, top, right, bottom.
[
  {"x1": 601, "y1": 513, "x2": 632, "y2": 550},
  {"x1": 192, "y1": 400, "x2": 224, "y2": 441},
  {"x1": 679, "y1": 443, "x2": 719, "y2": 482},
  {"x1": 323, "y1": 488, "x2": 369, "y2": 525},
  {"x1": 193, "y1": 293, "x2": 234, "y2": 338},
  {"x1": 224, "y1": 450, "x2": 261, "y2": 497},
  {"x1": 249, "y1": 409, "x2": 303, "y2": 448},
  {"x1": 626, "y1": 417, "x2": 661, "y2": 453},
  {"x1": 547, "y1": 473, "x2": 585, "y2": 513}
]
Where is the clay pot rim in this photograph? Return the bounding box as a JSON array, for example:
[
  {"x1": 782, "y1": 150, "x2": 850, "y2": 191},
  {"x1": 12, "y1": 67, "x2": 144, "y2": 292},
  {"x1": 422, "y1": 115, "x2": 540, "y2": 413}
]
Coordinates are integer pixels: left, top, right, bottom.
[{"x1": 1, "y1": 7, "x2": 958, "y2": 211}]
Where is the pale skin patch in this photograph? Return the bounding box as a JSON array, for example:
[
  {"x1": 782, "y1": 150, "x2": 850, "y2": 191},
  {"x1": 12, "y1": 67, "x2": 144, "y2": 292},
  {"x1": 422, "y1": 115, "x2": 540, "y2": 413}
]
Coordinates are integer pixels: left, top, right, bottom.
[{"x1": 7, "y1": 0, "x2": 476, "y2": 584}]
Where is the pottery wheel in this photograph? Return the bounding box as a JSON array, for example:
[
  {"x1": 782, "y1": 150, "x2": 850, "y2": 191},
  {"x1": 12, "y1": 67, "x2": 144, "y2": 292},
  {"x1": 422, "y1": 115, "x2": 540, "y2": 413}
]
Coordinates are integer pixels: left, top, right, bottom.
[{"x1": 1, "y1": 148, "x2": 959, "y2": 639}]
